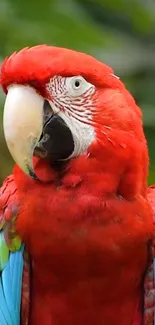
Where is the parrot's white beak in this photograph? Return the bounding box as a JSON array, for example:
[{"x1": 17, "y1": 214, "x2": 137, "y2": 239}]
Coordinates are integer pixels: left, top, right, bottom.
[
  {"x1": 3, "y1": 85, "x2": 44, "y2": 179},
  {"x1": 3, "y1": 84, "x2": 75, "y2": 180}
]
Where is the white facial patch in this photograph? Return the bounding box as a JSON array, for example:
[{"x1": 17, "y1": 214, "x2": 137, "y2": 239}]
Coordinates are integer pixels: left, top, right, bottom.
[{"x1": 46, "y1": 75, "x2": 96, "y2": 158}]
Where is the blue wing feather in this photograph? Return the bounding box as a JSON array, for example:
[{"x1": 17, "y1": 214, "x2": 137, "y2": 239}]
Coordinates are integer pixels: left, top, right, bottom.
[
  {"x1": 11, "y1": 248, "x2": 24, "y2": 322},
  {"x1": 0, "y1": 245, "x2": 24, "y2": 325},
  {"x1": 2, "y1": 264, "x2": 14, "y2": 323},
  {"x1": 0, "y1": 280, "x2": 12, "y2": 325}
]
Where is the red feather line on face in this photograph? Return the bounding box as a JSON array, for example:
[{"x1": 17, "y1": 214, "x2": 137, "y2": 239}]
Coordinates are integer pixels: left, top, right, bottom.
[
  {"x1": 46, "y1": 75, "x2": 96, "y2": 125},
  {"x1": 0, "y1": 45, "x2": 123, "y2": 95}
]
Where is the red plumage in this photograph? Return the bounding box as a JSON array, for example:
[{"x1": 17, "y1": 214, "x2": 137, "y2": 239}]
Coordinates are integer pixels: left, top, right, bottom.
[
  {"x1": 0, "y1": 46, "x2": 154, "y2": 325},
  {"x1": 1, "y1": 45, "x2": 113, "y2": 93}
]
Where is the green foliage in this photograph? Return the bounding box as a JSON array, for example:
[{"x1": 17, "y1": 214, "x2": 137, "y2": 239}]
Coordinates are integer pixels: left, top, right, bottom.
[{"x1": 0, "y1": 0, "x2": 154, "y2": 183}]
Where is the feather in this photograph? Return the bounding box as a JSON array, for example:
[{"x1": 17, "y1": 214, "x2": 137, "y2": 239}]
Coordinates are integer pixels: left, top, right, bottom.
[
  {"x1": 0, "y1": 245, "x2": 24, "y2": 325},
  {"x1": 11, "y1": 247, "x2": 24, "y2": 316},
  {"x1": 0, "y1": 279, "x2": 12, "y2": 325},
  {"x1": 0, "y1": 232, "x2": 9, "y2": 271}
]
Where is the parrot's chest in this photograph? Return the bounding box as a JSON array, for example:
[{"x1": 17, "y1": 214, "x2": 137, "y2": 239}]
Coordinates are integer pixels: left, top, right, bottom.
[
  {"x1": 17, "y1": 180, "x2": 150, "y2": 273},
  {"x1": 15, "y1": 178, "x2": 152, "y2": 325},
  {"x1": 27, "y1": 197, "x2": 146, "y2": 325},
  {"x1": 0, "y1": 168, "x2": 152, "y2": 324}
]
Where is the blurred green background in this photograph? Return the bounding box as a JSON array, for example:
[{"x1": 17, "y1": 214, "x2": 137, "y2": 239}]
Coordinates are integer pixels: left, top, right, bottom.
[{"x1": 0, "y1": 0, "x2": 155, "y2": 184}]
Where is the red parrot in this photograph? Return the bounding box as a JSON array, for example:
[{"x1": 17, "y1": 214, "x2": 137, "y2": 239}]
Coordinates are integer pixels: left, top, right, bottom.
[{"x1": 0, "y1": 45, "x2": 154, "y2": 325}]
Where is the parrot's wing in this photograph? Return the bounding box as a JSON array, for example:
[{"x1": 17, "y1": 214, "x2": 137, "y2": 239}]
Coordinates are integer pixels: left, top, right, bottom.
[
  {"x1": 144, "y1": 186, "x2": 155, "y2": 325},
  {"x1": 0, "y1": 175, "x2": 30, "y2": 325}
]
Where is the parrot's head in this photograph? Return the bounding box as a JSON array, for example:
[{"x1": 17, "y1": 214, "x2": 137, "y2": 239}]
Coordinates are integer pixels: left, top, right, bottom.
[{"x1": 0, "y1": 45, "x2": 147, "y2": 184}]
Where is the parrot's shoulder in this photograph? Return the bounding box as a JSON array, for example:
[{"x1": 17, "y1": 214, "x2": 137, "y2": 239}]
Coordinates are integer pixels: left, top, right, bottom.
[
  {"x1": 0, "y1": 174, "x2": 21, "y2": 261},
  {"x1": 0, "y1": 174, "x2": 30, "y2": 325}
]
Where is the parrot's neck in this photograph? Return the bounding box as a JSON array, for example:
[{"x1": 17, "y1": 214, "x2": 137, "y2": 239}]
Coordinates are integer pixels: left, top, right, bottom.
[{"x1": 14, "y1": 156, "x2": 152, "y2": 325}]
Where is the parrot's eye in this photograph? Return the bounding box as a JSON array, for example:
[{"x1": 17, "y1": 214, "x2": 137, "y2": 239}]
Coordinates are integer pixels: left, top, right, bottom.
[
  {"x1": 66, "y1": 76, "x2": 94, "y2": 97},
  {"x1": 72, "y1": 78, "x2": 82, "y2": 89}
]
